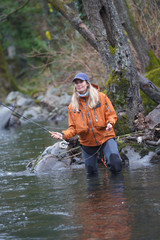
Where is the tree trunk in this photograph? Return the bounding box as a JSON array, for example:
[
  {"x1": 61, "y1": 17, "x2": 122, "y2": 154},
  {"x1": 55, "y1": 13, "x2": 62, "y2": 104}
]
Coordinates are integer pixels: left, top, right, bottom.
[
  {"x1": 113, "y1": 0, "x2": 151, "y2": 73},
  {"x1": 0, "y1": 43, "x2": 19, "y2": 98},
  {"x1": 82, "y1": 0, "x2": 143, "y2": 129}
]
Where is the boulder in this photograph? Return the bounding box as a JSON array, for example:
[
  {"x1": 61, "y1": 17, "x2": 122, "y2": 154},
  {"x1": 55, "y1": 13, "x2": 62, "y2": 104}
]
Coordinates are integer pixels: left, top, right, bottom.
[
  {"x1": 0, "y1": 106, "x2": 12, "y2": 129},
  {"x1": 145, "y1": 104, "x2": 160, "y2": 129},
  {"x1": 27, "y1": 139, "x2": 84, "y2": 173},
  {"x1": 5, "y1": 91, "x2": 34, "y2": 107},
  {"x1": 121, "y1": 146, "x2": 156, "y2": 169}
]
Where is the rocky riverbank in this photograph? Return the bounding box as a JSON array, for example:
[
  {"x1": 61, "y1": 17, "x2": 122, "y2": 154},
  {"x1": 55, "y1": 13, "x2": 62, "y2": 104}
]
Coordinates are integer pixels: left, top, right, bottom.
[{"x1": 0, "y1": 84, "x2": 72, "y2": 128}]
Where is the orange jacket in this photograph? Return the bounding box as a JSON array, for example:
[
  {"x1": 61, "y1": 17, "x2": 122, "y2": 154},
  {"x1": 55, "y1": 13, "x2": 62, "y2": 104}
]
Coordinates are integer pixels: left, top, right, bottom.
[{"x1": 62, "y1": 84, "x2": 117, "y2": 146}]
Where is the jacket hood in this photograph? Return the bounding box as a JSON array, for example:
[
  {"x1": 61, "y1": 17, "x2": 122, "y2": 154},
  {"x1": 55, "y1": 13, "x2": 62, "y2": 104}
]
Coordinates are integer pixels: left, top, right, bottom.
[{"x1": 91, "y1": 83, "x2": 100, "y2": 91}]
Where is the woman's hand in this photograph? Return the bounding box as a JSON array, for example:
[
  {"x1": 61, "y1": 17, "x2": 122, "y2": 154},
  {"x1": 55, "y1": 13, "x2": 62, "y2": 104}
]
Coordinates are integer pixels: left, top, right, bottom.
[
  {"x1": 106, "y1": 122, "x2": 112, "y2": 131},
  {"x1": 50, "y1": 131, "x2": 63, "y2": 140}
]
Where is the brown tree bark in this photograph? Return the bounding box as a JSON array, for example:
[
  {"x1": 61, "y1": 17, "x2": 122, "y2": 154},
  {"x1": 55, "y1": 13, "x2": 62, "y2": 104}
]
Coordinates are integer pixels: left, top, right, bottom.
[
  {"x1": 113, "y1": 0, "x2": 151, "y2": 73},
  {"x1": 82, "y1": 0, "x2": 142, "y2": 128}
]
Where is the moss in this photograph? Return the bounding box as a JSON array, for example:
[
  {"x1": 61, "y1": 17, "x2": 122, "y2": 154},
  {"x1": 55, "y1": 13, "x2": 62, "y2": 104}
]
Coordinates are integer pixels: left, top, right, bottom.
[
  {"x1": 114, "y1": 115, "x2": 130, "y2": 136},
  {"x1": 145, "y1": 49, "x2": 160, "y2": 72},
  {"x1": 117, "y1": 138, "x2": 155, "y2": 159},
  {"x1": 140, "y1": 148, "x2": 150, "y2": 158},
  {"x1": 34, "y1": 99, "x2": 41, "y2": 105},
  {"x1": 109, "y1": 45, "x2": 117, "y2": 55},
  {"x1": 140, "y1": 90, "x2": 157, "y2": 114},
  {"x1": 140, "y1": 67, "x2": 160, "y2": 114},
  {"x1": 104, "y1": 70, "x2": 129, "y2": 110},
  {"x1": 103, "y1": 71, "x2": 131, "y2": 135},
  {"x1": 145, "y1": 67, "x2": 160, "y2": 85},
  {"x1": 117, "y1": 140, "x2": 128, "y2": 152}
]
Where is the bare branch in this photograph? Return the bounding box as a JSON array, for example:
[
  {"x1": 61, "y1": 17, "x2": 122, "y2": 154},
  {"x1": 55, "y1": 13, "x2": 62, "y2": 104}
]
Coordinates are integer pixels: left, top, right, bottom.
[
  {"x1": 0, "y1": 0, "x2": 30, "y2": 22},
  {"x1": 48, "y1": 0, "x2": 98, "y2": 51}
]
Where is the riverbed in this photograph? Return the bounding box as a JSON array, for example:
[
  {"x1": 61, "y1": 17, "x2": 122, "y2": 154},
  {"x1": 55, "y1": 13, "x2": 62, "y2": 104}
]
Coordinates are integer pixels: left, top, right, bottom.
[{"x1": 0, "y1": 123, "x2": 160, "y2": 239}]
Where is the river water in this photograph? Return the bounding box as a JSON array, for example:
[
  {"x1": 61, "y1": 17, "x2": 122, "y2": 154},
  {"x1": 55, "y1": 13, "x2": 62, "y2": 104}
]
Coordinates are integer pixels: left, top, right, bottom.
[{"x1": 0, "y1": 123, "x2": 160, "y2": 240}]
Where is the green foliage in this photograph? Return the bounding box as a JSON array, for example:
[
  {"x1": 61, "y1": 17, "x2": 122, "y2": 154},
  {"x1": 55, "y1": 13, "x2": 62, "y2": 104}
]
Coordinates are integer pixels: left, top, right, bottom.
[
  {"x1": 0, "y1": 1, "x2": 45, "y2": 54},
  {"x1": 75, "y1": 0, "x2": 88, "y2": 22},
  {"x1": 145, "y1": 49, "x2": 160, "y2": 72},
  {"x1": 109, "y1": 45, "x2": 117, "y2": 55},
  {"x1": 140, "y1": 67, "x2": 160, "y2": 114}
]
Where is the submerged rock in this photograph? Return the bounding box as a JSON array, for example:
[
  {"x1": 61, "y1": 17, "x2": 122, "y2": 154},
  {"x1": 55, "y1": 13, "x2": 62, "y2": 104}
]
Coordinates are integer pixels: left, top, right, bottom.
[
  {"x1": 0, "y1": 106, "x2": 13, "y2": 129},
  {"x1": 121, "y1": 146, "x2": 156, "y2": 169},
  {"x1": 27, "y1": 139, "x2": 84, "y2": 173}
]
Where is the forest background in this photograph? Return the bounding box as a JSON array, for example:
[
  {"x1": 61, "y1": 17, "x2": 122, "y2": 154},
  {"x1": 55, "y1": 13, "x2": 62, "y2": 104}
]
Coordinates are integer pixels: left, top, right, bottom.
[{"x1": 0, "y1": 0, "x2": 160, "y2": 134}]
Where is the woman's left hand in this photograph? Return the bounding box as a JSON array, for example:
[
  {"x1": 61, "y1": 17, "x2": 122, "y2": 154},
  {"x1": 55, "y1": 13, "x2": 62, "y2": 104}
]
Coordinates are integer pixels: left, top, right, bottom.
[{"x1": 106, "y1": 123, "x2": 112, "y2": 131}]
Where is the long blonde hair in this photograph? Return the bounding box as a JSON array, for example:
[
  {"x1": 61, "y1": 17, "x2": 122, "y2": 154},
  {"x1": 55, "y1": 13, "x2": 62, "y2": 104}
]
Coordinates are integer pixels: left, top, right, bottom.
[{"x1": 71, "y1": 82, "x2": 99, "y2": 111}]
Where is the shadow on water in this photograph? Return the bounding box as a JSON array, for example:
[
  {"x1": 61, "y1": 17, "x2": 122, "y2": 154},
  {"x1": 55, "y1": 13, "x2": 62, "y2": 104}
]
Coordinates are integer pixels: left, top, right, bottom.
[{"x1": 0, "y1": 123, "x2": 160, "y2": 239}]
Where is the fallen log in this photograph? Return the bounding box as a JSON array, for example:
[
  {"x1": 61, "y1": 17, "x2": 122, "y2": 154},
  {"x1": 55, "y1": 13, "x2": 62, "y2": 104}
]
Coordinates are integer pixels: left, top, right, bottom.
[
  {"x1": 146, "y1": 139, "x2": 160, "y2": 146},
  {"x1": 138, "y1": 72, "x2": 160, "y2": 104}
]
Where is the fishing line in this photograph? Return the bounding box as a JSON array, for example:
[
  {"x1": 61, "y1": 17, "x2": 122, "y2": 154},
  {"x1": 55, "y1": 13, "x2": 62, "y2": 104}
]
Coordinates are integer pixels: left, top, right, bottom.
[
  {"x1": 0, "y1": 102, "x2": 104, "y2": 132},
  {"x1": 0, "y1": 102, "x2": 50, "y2": 133},
  {"x1": 0, "y1": 102, "x2": 109, "y2": 165}
]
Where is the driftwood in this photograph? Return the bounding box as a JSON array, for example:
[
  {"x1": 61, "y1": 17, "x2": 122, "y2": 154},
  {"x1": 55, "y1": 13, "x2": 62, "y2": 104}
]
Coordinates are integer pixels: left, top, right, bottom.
[
  {"x1": 121, "y1": 104, "x2": 160, "y2": 147},
  {"x1": 146, "y1": 139, "x2": 160, "y2": 146}
]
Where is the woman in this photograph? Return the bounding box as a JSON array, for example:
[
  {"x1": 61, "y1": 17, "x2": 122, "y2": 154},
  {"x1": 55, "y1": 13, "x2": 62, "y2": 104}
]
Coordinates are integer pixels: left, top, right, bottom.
[{"x1": 50, "y1": 73, "x2": 122, "y2": 175}]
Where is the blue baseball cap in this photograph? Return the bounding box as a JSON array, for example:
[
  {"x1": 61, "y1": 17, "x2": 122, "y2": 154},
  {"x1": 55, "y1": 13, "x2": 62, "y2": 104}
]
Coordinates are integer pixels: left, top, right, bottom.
[{"x1": 73, "y1": 73, "x2": 90, "y2": 82}]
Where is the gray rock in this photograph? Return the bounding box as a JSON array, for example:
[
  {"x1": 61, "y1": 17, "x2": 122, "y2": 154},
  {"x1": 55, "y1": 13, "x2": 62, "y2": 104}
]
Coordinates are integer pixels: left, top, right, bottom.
[
  {"x1": 145, "y1": 104, "x2": 160, "y2": 129},
  {"x1": 20, "y1": 106, "x2": 49, "y2": 124},
  {"x1": 41, "y1": 86, "x2": 71, "y2": 108},
  {"x1": 121, "y1": 146, "x2": 156, "y2": 169},
  {"x1": 27, "y1": 140, "x2": 83, "y2": 173},
  {"x1": 0, "y1": 106, "x2": 12, "y2": 129},
  {"x1": 5, "y1": 91, "x2": 34, "y2": 107}
]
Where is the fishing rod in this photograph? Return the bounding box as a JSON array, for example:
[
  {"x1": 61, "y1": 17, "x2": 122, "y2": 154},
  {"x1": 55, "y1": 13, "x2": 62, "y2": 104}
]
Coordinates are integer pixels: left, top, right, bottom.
[
  {"x1": 0, "y1": 101, "x2": 50, "y2": 133},
  {"x1": 0, "y1": 103, "x2": 108, "y2": 164}
]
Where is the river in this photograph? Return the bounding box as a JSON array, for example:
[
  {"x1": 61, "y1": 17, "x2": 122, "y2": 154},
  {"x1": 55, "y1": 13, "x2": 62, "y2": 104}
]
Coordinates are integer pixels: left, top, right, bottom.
[{"x1": 0, "y1": 123, "x2": 160, "y2": 240}]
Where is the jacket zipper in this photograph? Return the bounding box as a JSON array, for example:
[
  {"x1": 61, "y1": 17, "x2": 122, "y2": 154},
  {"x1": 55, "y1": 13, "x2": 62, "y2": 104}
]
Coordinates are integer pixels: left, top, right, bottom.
[
  {"x1": 82, "y1": 112, "x2": 85, "y2": 126},
  {"x1": 84, "y1": 99, "x2": 98, "y2": 145},
  {"x1": 94, "y1": 109, "x2": 98, "y2": 122},
  {"x1": 80, "y1": 103, "x2": 85, "y2": 126},
  {"x1": 106, "y1": 104, "x2": 111, "y2": 112}
]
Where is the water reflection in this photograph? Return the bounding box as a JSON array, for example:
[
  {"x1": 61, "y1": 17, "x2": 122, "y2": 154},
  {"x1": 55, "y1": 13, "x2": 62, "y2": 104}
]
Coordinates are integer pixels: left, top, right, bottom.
[{"x1": 74, "y1": 171, "x2": 132, "y2": 240}]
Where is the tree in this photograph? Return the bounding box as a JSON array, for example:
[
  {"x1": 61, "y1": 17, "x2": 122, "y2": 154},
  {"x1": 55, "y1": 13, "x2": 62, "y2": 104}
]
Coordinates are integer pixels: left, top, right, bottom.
[
  {"x1": 0, "y1": 42, "x2": 19, "y2": 99},
  {"x1": 82, "y1": 0, "x2": 143, "y2": 129},
  {"x1": 48, "y1": 0, "x2": 160, "y2": 131}
]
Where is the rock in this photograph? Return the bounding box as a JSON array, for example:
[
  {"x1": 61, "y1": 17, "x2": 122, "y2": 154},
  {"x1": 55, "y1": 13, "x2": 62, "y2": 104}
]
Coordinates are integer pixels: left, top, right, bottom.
[
  {"x1": 5, "y1": 91, "x2": 34, "y2": 107},
  {"x1": 0, "y1": 106, "x2": 12, "y2": 129},
  {"x1": 3, "y1": 91, "x2": 50, "y2": 127},
  {"x1": 27, "y1": 139, "x2": 83, "y2": 173},
  {"x1": 150, "y1": 154, "x2": 160, "y2": 163},
  {"x1": 145, "y1": 104, "x2": 160, "y2": 129},
  {"x1": 40, "y1": 86, "x2": 71, "y2": 108},
  {"x1": 20, "y1": 106, "x2": 49, "y2": 124},
  {"x1": 121, "y1": 146, "x2": 156, "y2": 169}
]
